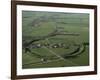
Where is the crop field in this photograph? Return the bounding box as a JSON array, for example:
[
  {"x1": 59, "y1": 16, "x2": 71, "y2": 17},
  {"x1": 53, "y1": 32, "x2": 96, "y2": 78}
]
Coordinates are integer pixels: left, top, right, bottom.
[{"x1": 22, "y1": 11, "x2": 89, "y2": 69}]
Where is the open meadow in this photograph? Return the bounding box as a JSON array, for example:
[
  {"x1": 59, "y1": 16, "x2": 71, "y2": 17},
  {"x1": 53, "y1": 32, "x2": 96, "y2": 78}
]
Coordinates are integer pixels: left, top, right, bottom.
[{"x1": 22, "y1": 11, "x2": 89, "y2": 69}]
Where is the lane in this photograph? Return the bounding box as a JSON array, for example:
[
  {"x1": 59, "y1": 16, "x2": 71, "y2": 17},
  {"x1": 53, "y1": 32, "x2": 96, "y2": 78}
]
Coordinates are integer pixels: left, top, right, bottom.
[{"x1": 44, "y1": 39, "x2": 79, "y2": 66}]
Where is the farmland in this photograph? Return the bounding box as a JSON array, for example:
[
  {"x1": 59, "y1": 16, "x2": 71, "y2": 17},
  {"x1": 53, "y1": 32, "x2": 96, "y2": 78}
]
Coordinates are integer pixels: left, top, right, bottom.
[{"x1": 22, "y1": 11, "x2": 89, "y2": 69}]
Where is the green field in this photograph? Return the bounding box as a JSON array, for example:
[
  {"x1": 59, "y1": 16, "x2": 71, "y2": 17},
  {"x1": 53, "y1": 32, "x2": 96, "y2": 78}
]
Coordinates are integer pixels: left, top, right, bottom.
[{"x1": 22, "y1": 11, "x2": 89, "y2": 69}]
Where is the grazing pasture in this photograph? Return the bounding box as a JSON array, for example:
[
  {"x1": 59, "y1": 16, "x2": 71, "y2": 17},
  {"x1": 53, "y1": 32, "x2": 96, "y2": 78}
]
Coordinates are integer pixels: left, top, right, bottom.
[{"x1": 22, "y1": 11, "x2": 89, "y2": 69}]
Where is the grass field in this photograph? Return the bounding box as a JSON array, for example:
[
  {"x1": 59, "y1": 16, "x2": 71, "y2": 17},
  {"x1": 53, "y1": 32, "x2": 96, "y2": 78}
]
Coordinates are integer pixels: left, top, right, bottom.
[{"x1": 22, "y1": 11, "x2": 89, "y2": 69}]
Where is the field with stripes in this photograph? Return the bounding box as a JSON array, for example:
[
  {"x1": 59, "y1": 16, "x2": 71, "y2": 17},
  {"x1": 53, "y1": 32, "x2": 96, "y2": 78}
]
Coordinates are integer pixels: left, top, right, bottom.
[{"x1": 22, "y1": 11, "x2": 89, "y2": 69}]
